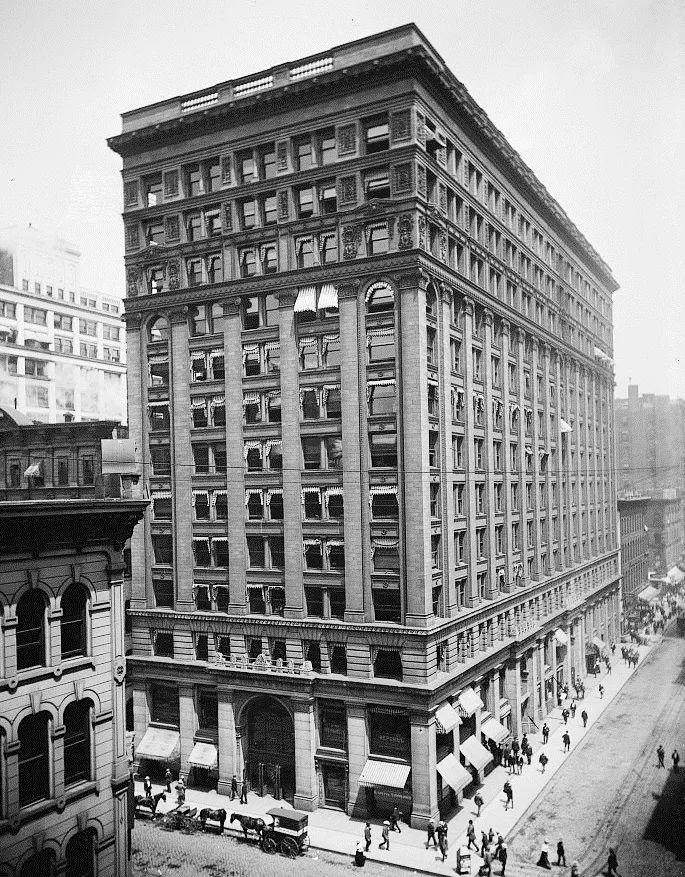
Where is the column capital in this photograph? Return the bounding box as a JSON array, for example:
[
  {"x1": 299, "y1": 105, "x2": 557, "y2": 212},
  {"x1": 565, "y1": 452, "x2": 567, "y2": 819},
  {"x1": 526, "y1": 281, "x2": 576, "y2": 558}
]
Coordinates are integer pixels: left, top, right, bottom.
[
  {"x1": 516, "y1": 327, "x2": 526, "y2": 344},
  {"x1": 277, "y1": 289, "x2": 298, "y2": 308},
  {"x1": 462, "y1": 296, "x2": 474, "y2": 316},
  {"x1": 396, "y1": 268, "x2": 429, "y2": 291},
  {"x1": 438, "y1": 282, "x2": 453, "y2": 305},
  {"x1": 225, "y1": 298, "x2": 241, "y2": 317},
  {"x1": 169, "y1": 306, "x2": 189, "y2": 325},
  {"x1": 123, "y1": 310, "x2": 144, "y2": 330},
  {"x1": 337, "y1": 280, "x2": 360, "y2": 302},
  {"x1": 500, "y1": 318, "x2": 510, "y2": 336},
  {"x1": 483, "y1": 308, "x2": 494, "y2": 327},
  {"x1": 540, "y1": 341, "x2": 550, "y2": 358}
]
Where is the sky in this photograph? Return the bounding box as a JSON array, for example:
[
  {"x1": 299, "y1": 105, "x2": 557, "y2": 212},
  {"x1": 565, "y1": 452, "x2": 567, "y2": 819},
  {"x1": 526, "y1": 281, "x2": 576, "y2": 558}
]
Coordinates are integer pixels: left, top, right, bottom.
[{"x1": 0, "y1": 0, "x2": 683, "y2": 398}]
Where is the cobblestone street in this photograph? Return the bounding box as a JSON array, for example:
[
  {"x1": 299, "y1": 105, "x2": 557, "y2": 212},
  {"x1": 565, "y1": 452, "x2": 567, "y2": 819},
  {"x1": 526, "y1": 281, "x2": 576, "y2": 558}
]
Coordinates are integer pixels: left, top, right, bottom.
[{"x1": 131, "y1": 819, "x2": 401, "y2": 877}]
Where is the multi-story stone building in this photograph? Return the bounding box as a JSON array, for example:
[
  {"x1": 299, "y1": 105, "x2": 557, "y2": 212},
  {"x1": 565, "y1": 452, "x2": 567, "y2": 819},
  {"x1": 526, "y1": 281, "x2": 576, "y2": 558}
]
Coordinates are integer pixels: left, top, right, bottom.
[
  {"x1": 615, "y1": 384, "x2": 685, "y2": 495},
  {"x1": 0, "y1": 224, "x2": 127, "y2": 424},
  {"x1": 644, "y1": 490, "x2": 685, "y2": 578},
  {"x1": 108, "y1": 24, "x2": 621, "y2": 826},
  {"x1": 0, "y1": 420, "x2": 145, "y2": 876},
  {"x1": 617, "y1": 494, "x2": 650, "y2": 613}
]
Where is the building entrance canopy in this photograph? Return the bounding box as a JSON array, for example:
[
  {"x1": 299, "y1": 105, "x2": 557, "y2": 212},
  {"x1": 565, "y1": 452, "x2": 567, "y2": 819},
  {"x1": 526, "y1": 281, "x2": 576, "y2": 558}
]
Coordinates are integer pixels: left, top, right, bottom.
[
  {"x1": 358, "y1": 759, "x2": 410, "y2": 789},
  {"x1": 435, "y1": 702, "x2": 461, "y2": 733},
  {"x1": 188, "y1": 742, "x2": 218, "y2": 769},
  {"x1": 136, "y1": 727, "x2": 180, "y2": 761},
  {"x1": 638, "y1": 584, "x2": 660, "y2": 603},
  {"x1": 437, "y1": 754, "x2": 471, "y2": 793},
  {"x1": 457, "y1": 687, "x2": 484, "y2": 717},
  {"x1": 480, "y1": 718, "x2": 510, "y2": 745},
  {"x1": 460, "y1": 735, "x2": 493, "y2": 771}
]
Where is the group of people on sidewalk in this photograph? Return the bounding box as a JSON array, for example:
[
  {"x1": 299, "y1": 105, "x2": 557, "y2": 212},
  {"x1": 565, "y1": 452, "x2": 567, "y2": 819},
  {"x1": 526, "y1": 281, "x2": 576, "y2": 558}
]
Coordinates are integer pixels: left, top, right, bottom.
[
  {"x1": 656, "y1": 744, "x2": 680, "y2": 771},
  {"x1": 465, "y1": 821, "x2": 508, "y2": 875}
]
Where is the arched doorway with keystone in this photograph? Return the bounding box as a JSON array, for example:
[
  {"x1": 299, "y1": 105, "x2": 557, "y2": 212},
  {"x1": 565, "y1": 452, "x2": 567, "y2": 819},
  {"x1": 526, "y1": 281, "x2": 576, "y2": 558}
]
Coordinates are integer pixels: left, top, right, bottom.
[{"x1": 244, "y1": 695, "x2": 295, "y2": 803}]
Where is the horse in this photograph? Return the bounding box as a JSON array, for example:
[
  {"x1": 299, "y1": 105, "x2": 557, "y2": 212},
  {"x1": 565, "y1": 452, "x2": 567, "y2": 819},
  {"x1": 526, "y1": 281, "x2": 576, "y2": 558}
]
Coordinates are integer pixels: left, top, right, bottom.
[
  {"x1": 230, "y1": 812, "x2": 266, "y2": 840},
  {"x1": 199, "y1": 807, "x2": 227, "y2": 833},
  {"x1": 134, "y1": 791, "x2": 166, "y2": 816}
]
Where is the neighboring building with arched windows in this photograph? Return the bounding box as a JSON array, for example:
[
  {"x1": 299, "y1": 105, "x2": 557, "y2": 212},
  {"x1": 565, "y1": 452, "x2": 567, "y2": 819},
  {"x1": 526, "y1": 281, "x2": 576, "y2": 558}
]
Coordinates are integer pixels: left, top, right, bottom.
[
  {"x1": 109, "y1": 25, "x2": 621, "y2": 826},
  {"x1": 0, "y1": 449, "x2": 145, "y2": 874}
]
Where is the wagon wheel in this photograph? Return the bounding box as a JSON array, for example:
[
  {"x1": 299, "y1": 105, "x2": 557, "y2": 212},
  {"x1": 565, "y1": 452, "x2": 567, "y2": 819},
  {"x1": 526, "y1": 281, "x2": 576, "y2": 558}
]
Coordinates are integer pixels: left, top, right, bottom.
[
  {"x1": 280, "y1": 837, "x2": 299, "y2": 858},
  {"x1": 262, "y1": 836, "x2": 277, "y2": 854}
]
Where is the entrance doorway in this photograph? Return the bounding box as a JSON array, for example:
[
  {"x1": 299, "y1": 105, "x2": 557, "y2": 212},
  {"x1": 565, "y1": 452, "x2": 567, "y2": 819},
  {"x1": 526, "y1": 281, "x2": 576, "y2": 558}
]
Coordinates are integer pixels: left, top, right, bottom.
[
  {"x1": 321, "y1": 763, "x2": 346, "y2": 809},
  {"x1": 245, "y1": 696, "x2": 295, "y2": 802}
]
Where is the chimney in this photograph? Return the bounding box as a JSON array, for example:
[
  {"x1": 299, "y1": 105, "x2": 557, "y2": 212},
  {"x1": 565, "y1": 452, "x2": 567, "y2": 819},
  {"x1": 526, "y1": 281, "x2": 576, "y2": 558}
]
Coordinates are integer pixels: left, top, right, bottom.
[{"x1": 64, "y1": 412, "x2": 74, "y2": 423}]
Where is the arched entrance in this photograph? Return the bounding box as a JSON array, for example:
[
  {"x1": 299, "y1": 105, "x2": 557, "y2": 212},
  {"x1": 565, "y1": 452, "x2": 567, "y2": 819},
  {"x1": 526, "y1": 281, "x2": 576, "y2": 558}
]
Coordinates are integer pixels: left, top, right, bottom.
[{"x1": 245, "y1": 696, "x2": 295, "y2": 803}]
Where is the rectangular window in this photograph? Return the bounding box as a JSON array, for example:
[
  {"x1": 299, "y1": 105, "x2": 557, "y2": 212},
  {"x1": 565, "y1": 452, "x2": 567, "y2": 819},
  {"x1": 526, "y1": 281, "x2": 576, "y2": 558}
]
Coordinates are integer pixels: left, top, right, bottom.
[{"x1": 369, "y1": 432, "x2": 397, "y2": 468}]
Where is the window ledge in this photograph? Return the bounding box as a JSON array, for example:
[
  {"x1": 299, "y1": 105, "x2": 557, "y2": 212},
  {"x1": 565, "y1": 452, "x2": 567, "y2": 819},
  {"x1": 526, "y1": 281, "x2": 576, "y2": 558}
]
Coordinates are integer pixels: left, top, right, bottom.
[
  {"x1": 2, "y1": 781, "x2": 98, "y2": 835},
  {"x1": 2, "y1": 656, "x2": 95, "y2": 692}
]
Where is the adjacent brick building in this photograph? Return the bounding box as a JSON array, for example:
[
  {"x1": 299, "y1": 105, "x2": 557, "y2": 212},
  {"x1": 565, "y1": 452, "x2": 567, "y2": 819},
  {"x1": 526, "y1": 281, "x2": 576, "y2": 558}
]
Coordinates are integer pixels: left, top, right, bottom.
[
  {"x1": 108, "y1": 24, "x2": 621, "y2": 826},
  {"x1": 617, "y1": 495, "x2": 650, "y2": 612},
  {"x1": 0, "y1": 417, "x2": 145, "y2": 876}
]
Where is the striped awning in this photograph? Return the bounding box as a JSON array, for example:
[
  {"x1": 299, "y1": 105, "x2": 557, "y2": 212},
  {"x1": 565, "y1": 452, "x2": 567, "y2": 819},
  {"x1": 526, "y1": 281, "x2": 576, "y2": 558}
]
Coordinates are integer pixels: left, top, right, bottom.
[
  {"x1": 294, "y1": 286, "x2": 317, "y2": 313},
  {"x1": 188, "y1": 742, "x2": 218, "y2": 769},
  {"x1": 480, "y1": 718, "x2": 510, "y2": 745},
  {"x1": 136, "y1": 727, "x2": 180, "y2": 762},
  {"x1": 457, "y1": 687, "x2": 484, "y2": 717},
  {"x1": 318, "y1": 283, "x2": 338, "y2": 310},
  {"x1": 437, "y1": 754, "x2": 471, "y2": 793},
  {"x1": 435, "y1": 702, "x2": 461, "y2": 733},
  {"x1": 358, "y1": 759, "x2": 410, "y2": 789},
  {"x1": 460, "y1": 735, "x2": 493, "y2": 771}
]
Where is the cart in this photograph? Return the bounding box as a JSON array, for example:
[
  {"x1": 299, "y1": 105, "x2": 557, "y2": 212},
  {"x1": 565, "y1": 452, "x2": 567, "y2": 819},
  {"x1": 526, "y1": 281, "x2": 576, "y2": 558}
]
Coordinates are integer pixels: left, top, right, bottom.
[
  {"x1": 162, "y1": 805, "x2": 198, "y2": 833},
  {"x1": 456, "y1": 845, "x2": 471, "y2": 874},
  {"x1": 261, "y1": 808, "x2": 309, "y2": 857}
]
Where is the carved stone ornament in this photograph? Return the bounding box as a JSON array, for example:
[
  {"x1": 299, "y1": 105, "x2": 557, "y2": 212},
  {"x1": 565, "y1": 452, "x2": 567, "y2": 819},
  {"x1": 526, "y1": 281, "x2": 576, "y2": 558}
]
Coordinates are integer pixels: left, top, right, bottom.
[
  {"x1": 338, "y1": 175, "x2": 357, "y2": 205},
  {"x1": 164, "y1": 169, "x2": 179, "y2": 198},
  {"x1": 418, "y1": 215, "x2": 426, "y2": 250},
  {"x1": 337, "y1": 123, "x2": 357, "y2": 156},
  {"x1": 223, "y1": 202, "x2": 233, "y2": 231},
  {"x1": 417, "y1": 164, "x2": 427, "y2": 198},
  {"x1": 126, "y1": 268, "x2": 141, "y2": 298},
  {"x1": 390, "y1": 109, "x2": 412, "y2": 143},
  {"x1": 168, "y1": 260, "x2": 180, "y2": 290},
  {"x1": 397, "y1": 214, "x2": 413, "y2": 250},
  {"x1": 278, "y1": 190, "x2": 289, "y2": 220},
  {"x1": 342, "y1": 225, "x2": 362, "y2": 260},
  {"x1": 113, "y1": 661, "x2": 126, "y2": 684},
  {"x1": 276, "y1": 142, "x2": 288, "y2": 171},
  {"x1": 439, "y1": 231, "x2": 448, "y2": 263},
  {"x1": 392, "y1": 163, "x2": 412, "y2": 196},
  {"x1": 416, "y1": 111, "x2": 427, "y2": 148},
  {"x1": 165, "y1": 215, "x2": 180, "y2": 242},
  {"x1": 220, "y1": 154, "x2": 232, "y2": 184}
]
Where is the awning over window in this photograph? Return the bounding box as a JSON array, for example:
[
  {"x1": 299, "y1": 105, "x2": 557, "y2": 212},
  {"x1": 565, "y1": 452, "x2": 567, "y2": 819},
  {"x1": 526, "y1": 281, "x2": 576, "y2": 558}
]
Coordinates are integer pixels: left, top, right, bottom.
[
  {"x1": 435, "y1": 702, "x2": 461, "y2": 733},
  {"x1": 592, "y1": 636, "x2": 607, "y2": 651},
  {"x1": 24, "y1": 461, "x2": 43, "y2": 478},
  {"x1": 460, "y1": 736, "x2": 493, "y2": 771},
  {"x1": 136, "y1": 727, "x2": 180, "y2": 762},
  {"x1": 668, "y1": 566, "x2": 685, "y2": 585},
  {"x1": 188, "y1": 742, "x2": 218, "y2": 769},
  {"x1": 638, "y1": 585, "x2": 660, "y2": 603},
  {"x1": 358, "y1": 759, "x2": 410, "y2": 789},
  {"x1": 317, "y1": 283, "x2": 338, "y2": 310},
  {"x1": 554, "y1": 628, "x2": 569, "y2": 646},
  {"x1": 559, "y1": 418, "x2": 573, "y2": 433},
  {"x1": 458, "y1": 687, "x2": 484, "y2": 717},
  {"x1": 294, "y1": 286, "x2": 317, "y2": 313},
  {"x1": 480, "y1": 718, "x2": 510, "y2": 745},
  {"x1": 437, "y1": 754, "x2": 472, "y2": 793}
]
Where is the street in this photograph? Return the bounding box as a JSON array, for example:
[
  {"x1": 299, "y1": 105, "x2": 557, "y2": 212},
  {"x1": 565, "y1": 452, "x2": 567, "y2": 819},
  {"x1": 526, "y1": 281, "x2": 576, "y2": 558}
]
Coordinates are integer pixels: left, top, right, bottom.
[{"x1": 506, "y1": 631, "x2": 685, "y2": 876}]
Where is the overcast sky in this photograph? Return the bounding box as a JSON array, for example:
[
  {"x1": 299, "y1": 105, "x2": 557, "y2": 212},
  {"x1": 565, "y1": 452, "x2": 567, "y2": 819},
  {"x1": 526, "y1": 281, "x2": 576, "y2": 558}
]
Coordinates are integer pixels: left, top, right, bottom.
[{"x1": 1, "y1": 0, "x2": 683, "y2": 398}]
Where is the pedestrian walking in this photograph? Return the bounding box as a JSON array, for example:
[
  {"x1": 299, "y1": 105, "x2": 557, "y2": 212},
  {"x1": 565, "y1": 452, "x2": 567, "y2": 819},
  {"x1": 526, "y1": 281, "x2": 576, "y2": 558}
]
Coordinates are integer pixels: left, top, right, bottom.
[
  {"x1": 607, "y1": 661, "x2": 612, "y2": 675},
  {"x1": 439, "y1": 833, "x2": 448, "y2": 862},
  {"x1": 570, "y1": 861, "x2": 579, "y2": 877},
  {"x1": 143, "y1": 775, "x2": 152, "y2": 797},
  {"x1": 536, "y1": 841, "x2": 552, "y2": 869},
  {"x1": 521, "y1": 733, "x2": 529, "y2": 754},
  {"x1": 481, "y1": 845, "x2": 492, "y2": 876},
  {"x1": 175, "y1": 774, "x2": 186, "y2": 806},
  {"x1": 379, "y1": 821, "x2": 390, "y2": 850},
  {"x1": 437, "y1": 819, "x2": 448, "y2": 845},
  {"x1": 556, "y1": 840, "x2": 566, "y2": 866},
  {"x1": 606, "y1": 847, "x2": 619, "y2": 876},
  {"x1": 390, "y1": 805, "x2": 402, "y2": 832},
  {"x1": 481, "y1": 830, "x2": 489, "y2": 856},
  {"x1": 508, "y1": 751, "x2": 517, "y2": 774},
  {"x1": 581, "y1": 709, "x2": 588, "y2": 728},
  {"x1": 563, "y1": 683, "x2": 569, "y2": 699},
  {"x1": 240, "y1": 770, "x2": 248, "y2": 804},
  {"x1": 672, "y1": 749, "x2": 680, "y2": 772},
  {"x1": 499, "y1": 843, "x2": 508, "y2": 876},
  {"x1": 426, "y1": 820, "x2": 437, "y2": 848},
  {"x1": 526, "y1": 743, "x2": 533, "y2": 765},
  {"x1": 512, "y1": 737, "x2": 520, "y2": 757},
  {"x1": 230, "y1": 773, "x2": 238, "y2": 800},
  {"x1": 474, "y1": 791, "x2": 484, "y2": 817},
  {"x1": 539, "y1": 752, "x2": 549, "y2": 773},
  {"x1": 599, "y1": 684, "x2": 605, "y2": 699},
  {"x1": 542, "y1": 722, "x2": 550, "y2": 745},
  {"x1": 495, "y1": 833, "x2": 504, "y2": 860},
  {"x1": 488, "y1": 827, "x2": 496, "y2": 845},
  {"x1": 517, "y1": 753, "x2": 525, "y2": 774},
  {"x1": 570, "y1": 700, "x2": 577, "y2": 719},
  {"x1": 364, "y1": 822, "x2": 372, "y2": 851},
  {"x1": 562, "y1": 731, "x2": 571, "y2": 753},
  {"x1": 611, "y1": 642, "x2": 616, "y2": 655},
  {"x1": 657, "y1": 745, "x2": 665, "y2": 768},
  {"x1": 562, "y1": 708, "x2": 570, "y2": 725},
  {"x1": 164, "y1": 768, "x2": 172, "y2": 794},
  {"x1": 467, "y1": 819, "x2": 478, "y2": 851},
  {"x1": 503, "y1": 780, "x2": 513, "y2": 810}
]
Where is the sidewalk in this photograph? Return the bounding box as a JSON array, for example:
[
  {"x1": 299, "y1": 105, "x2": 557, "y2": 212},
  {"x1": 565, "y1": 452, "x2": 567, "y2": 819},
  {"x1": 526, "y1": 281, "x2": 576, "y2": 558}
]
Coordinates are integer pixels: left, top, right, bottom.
[{"x1": 135, "y1": 635, "x2": 659, "y2": 876}]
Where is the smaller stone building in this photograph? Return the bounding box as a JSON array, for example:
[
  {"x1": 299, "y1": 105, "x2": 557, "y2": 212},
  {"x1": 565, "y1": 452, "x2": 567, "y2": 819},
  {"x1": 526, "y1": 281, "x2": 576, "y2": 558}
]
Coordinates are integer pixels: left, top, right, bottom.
[
  {"x1": 617, "y1": 494, "x2": 650, "y2": 614},
  {"x1": 645, "y1": 491, "x2": 684, "y2": 577}
]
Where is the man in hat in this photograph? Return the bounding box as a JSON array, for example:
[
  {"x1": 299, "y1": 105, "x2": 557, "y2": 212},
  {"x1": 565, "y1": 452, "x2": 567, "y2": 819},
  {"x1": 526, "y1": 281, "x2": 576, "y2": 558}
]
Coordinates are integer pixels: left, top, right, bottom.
[
  {"x1": 657, "y1": 744, "x2": 665, "y2": 768},
  {"x1": 581, "y1": 709, "x2": 588, "y2": 728},
  {"x1": 466, "y1": 819, "x2": 478, "y2": 851},
  {"x1": 503, "y1": 780, "x2": 514, "y2": 810},
  {"x1": 474, "y1": 791, "x2": 484, "y2": 817},
  {"x1": 536, "y1": 841, "x2": 552, "y2": 869},
  {"x1": 164, "y1": 768, "x2": 173, "y2": 794},
  {"x1": 143, "y1": 775, "x2": 152, "y2": 798},
  {"x1": 556, "y1": 839, "x2": 566, "y2": 866},
  {"x1": 562, "y1": 731, "x2": 571, "y2": 753},
  {"x1": 499, "y1": 842, "x2": 508, "y2": 876},
  {"x1": 542, "y1": 722, "x2": 550, "y2": 745},
  {"x1": 426, "y1": 819, "x2": 437, "y2": 849},
  {"x1": 230, "y1": 774, "x2": 238, "y2": 800},
  {"x1": 379, "y1": 821, "x2": 390, "y2": 850},
  {"x1": 240, "y1": 770, "x2": 249, "y2": 804},
  {"x1": 390, "y1": 804, "x2": 402, "y2": 832},
  {"x1": 607, "y1": 847, "x2": 619, "y2": 876},
  {"x1": 364, "y1": 822, "x2": 372, "y2": 852}
]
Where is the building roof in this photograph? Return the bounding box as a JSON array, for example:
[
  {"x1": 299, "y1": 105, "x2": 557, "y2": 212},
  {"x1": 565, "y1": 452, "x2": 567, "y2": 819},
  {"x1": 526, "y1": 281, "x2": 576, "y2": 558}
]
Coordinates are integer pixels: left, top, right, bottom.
[
  {"x1": 0, "y1": 406, "x2": 37, "y2": 427},
  {"x1": 108, "y1": 23, "x2": 616, "y2": 288},
  {"x1": 0, "y1": 410, "x2": 121, "y2": 437}
]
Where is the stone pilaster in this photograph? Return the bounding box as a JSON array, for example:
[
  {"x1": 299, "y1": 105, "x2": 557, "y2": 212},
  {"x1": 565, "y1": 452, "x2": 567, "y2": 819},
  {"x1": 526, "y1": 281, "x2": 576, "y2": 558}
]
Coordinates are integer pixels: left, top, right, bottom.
[
  {"x1": 178, "y1": 684, "x2": 196, "y2": 778},
  {"x1": 216, "y1": 686, "x2": 236, "y2": 796},
  {"x1": 292, "y1": 698, "x2": 318, "y2": 811},
  {"x1": 438, "y1": 283, "x2": 456, "y2": 614},
  {"x1": 483, "y1": 310, "x2": 497, "y2": 597},
  {"x1": 463, "y1": 298, "x2": 478, "y2": 605},
  {"x1": 501, "y1": 320, "x2": 514, "y2": 590},
  {"x1": 409, "y1": 713, "x2": 439, "y2": 829},
  {"x1": 346, "y1": 703, "x2": 367, "y2": 818}
]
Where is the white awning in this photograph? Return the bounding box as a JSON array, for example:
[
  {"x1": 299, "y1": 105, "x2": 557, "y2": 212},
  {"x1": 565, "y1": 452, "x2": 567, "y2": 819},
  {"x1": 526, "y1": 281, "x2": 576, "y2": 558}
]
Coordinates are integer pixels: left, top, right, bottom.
[
  {"x1": 592, "y1": 636, "x2": 607, "y2": 651},
  {"x1": 188, "y1": 742, "x2": 218, "y2": 769},
  {"x1": 480, "y1": 718, "x2": 510, "y2": 745},
  {"x1": 318, "y1": 283, "x2": 338, "y2": 310},
  {"x1": 638, "y1": 585, "x2": 660, "y2": 603},
  {"x1": 24, "y1": 461, "x2": 43, "y2": 478},
  {"x1": 358, "y1": 759, "x2": 410, "y2": 789},
  {"x1": 459, "y1": 736, "x2": 493, "y2": 771},
  {"x1": 435, "y1": 702, "x2": 461, "y2": 733},
  {"x1": 554, "y1": 628, "x2": 569, "y2": 646},
  {"x1": 294, "y1": 286, "x2": 317, "y2": 313},
  {"x1": 668, "y1": 566, "x2": 685, "y2": 585},
  {"x1": 136, "y1": 727, "x2": 180, "y2": 762},
  {"x1": 458, "y1": 687, "x2": 484, "y2": 717},
  {"x1": 437, "y1": 754, "x2": 472, "y2": 793},
  {"x1": 559, "y1": 418, "x2": 573, "y2": 433}
]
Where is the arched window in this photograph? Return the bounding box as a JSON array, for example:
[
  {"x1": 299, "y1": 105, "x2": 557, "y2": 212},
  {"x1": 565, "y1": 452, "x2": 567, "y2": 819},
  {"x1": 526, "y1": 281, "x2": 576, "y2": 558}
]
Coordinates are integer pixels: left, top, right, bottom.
[
  {"x1": 20, "y1": 851, "x2": 55, "y2": 877},
  {"x1": 148, "y1": 316, "x2": 169, "y2": 342},
  {"x1": 60, "y1": 584, "x2": 88, "y2": 659},
  {"x1": 64, "y1": 700, "x2": 92, "y2": 786},
  {"x1": 365, "y1": 282, "x2": 394, "y2": 314},
  {"x1": 65, "y1": 829, "x2": 95, "y2": 877},
  {"x1": 426, "y1": 283, "x2": 438, "y2": 318},
  {"x1": 16, "y1": 590, "x2": 46, "y2": 670},
  {"x1": 18, "y1": 712, "x2": 50, "y2": 806}
]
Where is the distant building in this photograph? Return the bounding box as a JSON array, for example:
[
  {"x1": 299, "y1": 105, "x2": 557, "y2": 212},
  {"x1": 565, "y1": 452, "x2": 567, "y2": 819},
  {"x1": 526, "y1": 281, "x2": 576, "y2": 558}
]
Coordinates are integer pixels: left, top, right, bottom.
[
  {"x1": 615, "y1": 384, "x2": 685, "y2": 495},
  {"x1": 644, "y1": 490, "x2": 685, "y2": 577},
  {"x1": 617, "y1": 495, "x2": 650, "y2": 612},
  {"x1": 0, "y1": 224, "x2": 127, "y2": 424},
  {"x1": 0, "y1": 417, "x2": 145, "y2": 877}
]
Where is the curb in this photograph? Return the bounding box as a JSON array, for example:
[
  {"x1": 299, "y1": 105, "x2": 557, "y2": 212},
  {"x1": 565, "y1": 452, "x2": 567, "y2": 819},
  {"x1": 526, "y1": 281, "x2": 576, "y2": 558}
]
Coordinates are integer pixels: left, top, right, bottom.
[{"x1": 309, "y1": 839, "x2": 454, "y2": 876}]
